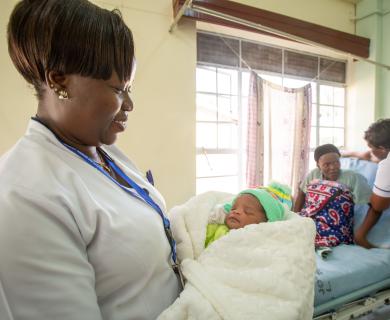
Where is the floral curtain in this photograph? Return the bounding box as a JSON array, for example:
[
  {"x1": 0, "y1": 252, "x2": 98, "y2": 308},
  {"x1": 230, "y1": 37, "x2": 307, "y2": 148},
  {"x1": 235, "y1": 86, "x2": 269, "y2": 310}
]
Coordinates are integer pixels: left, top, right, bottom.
[{"x1": 246, "y1": 72, "x2": 312, "y2": 195}]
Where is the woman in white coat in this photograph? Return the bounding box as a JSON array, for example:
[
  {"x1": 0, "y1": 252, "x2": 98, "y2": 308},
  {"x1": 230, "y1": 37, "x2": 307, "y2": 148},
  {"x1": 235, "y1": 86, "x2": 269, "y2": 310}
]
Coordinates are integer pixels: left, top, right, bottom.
[{"x1": 0, "y1": 1, "x2": 181, "y2": 319}]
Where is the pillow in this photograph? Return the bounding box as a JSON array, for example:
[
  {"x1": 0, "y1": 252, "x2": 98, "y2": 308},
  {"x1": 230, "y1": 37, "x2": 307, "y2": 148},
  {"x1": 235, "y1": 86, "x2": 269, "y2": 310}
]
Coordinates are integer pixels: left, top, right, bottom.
[
  {"x1": 340, "y1": 157, "x2": 390, "y2": 247},
  {"x1": 339, "y1": 157, "x2": 378, "y2": 188}
]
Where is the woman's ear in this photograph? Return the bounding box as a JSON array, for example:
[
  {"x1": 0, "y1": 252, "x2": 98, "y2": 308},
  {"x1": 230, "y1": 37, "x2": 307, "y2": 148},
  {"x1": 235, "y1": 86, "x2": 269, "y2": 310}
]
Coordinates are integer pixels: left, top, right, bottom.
[
  {"x1": 46, "y1": 70, "x2": 68, "y2": 89},
  {"x1": 45, "y1": 70, "x2": 70, "y2": 100}
]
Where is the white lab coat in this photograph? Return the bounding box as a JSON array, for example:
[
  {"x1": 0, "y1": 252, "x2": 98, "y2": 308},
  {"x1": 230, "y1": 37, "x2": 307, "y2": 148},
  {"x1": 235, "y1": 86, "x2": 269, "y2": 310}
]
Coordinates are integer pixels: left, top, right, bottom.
[{"x1": 0, "y1": 120, "x2": 181, "y2": 320}]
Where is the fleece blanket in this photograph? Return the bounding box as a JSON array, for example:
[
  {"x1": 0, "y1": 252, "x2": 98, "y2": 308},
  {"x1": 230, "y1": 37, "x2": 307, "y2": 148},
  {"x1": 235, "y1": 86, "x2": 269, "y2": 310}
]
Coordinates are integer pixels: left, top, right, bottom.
[{"x1": 158, "y1": 191, "x2": 317, "y2": 320}]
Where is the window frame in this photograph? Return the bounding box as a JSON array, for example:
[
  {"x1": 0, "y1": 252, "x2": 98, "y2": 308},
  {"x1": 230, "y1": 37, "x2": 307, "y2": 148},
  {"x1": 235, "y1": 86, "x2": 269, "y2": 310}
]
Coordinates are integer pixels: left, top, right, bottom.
[{"x1": 196, "y1": 32, "x2": 347, "y2": 193}]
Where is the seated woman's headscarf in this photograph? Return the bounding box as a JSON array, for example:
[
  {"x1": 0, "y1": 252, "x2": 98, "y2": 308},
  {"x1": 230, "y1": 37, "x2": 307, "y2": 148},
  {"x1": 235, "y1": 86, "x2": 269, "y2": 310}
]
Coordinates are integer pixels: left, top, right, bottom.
[{"x1": 314, "y1": 144, "x2": 340, "y2": 162}]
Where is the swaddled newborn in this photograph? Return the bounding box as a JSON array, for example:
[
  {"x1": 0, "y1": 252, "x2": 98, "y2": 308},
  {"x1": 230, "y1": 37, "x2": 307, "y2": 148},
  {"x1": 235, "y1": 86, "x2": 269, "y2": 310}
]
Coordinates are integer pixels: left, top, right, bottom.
[
  {"x1": 205, "y1": 182, "x2": 292, "y2": 247},
  {"x1": 160, "y1": 183, "x2": 316, "y2": 320}
]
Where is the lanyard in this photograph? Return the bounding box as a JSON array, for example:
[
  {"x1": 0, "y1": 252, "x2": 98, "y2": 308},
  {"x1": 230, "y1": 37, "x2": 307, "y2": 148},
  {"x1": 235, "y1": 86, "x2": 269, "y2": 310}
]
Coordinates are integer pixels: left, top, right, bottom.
[{"x1": 31, "y1": 117, "x2": 177, "y2": 263}]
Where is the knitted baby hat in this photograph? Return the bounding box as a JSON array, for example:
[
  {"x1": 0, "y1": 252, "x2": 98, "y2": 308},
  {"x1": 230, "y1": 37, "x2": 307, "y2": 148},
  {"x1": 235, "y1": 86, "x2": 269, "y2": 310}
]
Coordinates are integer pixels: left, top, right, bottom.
[
  {"x1": 224, "y1": 186, "x2": 288, "y2": 222},
  {"x1": 265, "y1": 181, "x2": 293, "y2": 210}
]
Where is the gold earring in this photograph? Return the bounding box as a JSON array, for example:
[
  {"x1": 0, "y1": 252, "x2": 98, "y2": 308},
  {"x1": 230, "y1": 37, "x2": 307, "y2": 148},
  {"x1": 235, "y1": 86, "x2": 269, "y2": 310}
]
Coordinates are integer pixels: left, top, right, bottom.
[
  {"x1": 58, "y1": 89, "x2": 69, "y2": 100},
  {"x1": 49, "y1": 83, "x2": 54, "y2": 88}
]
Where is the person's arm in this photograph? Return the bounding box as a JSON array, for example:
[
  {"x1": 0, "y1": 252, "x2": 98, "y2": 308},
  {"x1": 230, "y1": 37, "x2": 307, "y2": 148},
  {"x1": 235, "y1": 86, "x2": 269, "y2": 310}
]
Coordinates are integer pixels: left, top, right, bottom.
[
  {"x1": 293, "y1": 189, "x2": 306, "y2": 213},
  {"x1": 340, "y1": 150, "x2": 380, "y2": 163},
  {"x1": 354, "y1": 194, "x2": 390, "y2": 249},
  {"x1": 371, "y1": 193, "x2": 390, "y2": 211},
  {"x1": 0, "y1": 187, "x2": 103, "y2": 320},
  {"x1": 355, "y1": 155, "x2": 390, "y2": 248},
  {"x1": 354, "y1": 206, "x2": 382, "y2": 249}
]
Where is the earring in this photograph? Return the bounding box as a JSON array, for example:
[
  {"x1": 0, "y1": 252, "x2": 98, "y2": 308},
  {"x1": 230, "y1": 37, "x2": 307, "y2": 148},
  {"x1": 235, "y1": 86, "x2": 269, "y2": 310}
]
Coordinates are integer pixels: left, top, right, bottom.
[
  {"x1": 58, "y1": 89, "x2": 69, "y2": 100},
  {"x1": 49, "y1": 83, "x2": 54, "y2": 88}
]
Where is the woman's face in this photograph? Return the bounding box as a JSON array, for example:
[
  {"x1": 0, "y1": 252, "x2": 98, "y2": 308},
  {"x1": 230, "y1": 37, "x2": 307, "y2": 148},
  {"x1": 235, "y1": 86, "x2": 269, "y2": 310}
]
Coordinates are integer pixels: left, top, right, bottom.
[
  {"x1": 55, "y1": 69, "x2": 135, "y2": 147},
  {"x1": 225, "y1": 194, "x2": 267, "y2": 229},
  {"x1": 367, "y1": 142, "x2": 389, "y2": 161},
  {"x1": 317, "y1": 152, "x2": 341, "y2": 181}
]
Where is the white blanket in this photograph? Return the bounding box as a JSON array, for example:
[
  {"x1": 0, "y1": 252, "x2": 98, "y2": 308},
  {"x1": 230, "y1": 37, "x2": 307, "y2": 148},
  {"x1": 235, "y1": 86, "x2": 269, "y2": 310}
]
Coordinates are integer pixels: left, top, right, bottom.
[{"x1": 158, "y1": 191, "x2": 316, "y2": 320}]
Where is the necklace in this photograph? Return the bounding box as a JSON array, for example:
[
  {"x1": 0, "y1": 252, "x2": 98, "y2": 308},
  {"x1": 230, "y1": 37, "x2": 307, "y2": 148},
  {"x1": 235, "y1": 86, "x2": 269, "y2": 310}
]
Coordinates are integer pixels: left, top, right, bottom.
[{"x1": 95, "y1": 150, "x2": 111, "y2": 173}]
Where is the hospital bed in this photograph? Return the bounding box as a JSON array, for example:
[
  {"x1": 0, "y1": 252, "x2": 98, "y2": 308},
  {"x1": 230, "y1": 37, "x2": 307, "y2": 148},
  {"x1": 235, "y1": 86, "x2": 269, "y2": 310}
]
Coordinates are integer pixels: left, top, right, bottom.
[{"x1": 313, "y1": 158, "x2": 390, "y2": 320}]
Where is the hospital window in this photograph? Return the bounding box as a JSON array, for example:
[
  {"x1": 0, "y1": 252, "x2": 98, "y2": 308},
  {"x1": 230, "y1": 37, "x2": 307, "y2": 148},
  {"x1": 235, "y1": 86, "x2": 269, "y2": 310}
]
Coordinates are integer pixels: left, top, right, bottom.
[{"x1": 196, "y1": 32, "x2": 346, "y2": 194}]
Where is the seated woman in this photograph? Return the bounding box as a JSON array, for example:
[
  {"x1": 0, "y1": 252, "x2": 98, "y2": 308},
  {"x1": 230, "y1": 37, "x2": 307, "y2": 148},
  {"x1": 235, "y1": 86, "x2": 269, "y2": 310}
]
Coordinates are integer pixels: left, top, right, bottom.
[{"x1": 294, "y1": 144, "x2": 371, "y2": 247}]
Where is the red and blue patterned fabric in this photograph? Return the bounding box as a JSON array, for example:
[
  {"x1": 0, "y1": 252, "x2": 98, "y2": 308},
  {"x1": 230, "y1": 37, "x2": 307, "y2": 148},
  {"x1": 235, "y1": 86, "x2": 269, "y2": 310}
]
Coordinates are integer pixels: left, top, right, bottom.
[{"x1": 299, "y1": 179, "x2": 354, "y2": 247}]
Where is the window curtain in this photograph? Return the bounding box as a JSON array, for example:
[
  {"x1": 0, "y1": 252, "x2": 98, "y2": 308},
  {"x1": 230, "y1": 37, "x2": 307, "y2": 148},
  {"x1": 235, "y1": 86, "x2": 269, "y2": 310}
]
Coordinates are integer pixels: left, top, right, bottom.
[
  {"x1": 245, "y1": 72, "x2": 312, "y2": 195},
  {"x1": 245, "y1": 72, "x2": 264, "y2": 187}
]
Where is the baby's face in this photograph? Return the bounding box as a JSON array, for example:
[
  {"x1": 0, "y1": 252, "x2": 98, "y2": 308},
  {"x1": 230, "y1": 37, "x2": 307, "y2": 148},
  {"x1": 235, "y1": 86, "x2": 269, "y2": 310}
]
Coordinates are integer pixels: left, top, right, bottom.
[{"x1": 225, "y1": 194, "x2": 267, "y2": 229}]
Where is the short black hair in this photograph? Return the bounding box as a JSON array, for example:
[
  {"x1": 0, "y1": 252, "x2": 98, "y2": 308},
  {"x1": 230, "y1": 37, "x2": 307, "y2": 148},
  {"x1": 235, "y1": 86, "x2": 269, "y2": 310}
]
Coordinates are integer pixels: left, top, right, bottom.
[
  {"x1": 364, "y1": 119, "x2": 390, "y2": 149},
  {"x1": 314, "y1": 144, "x2": 340, "y2": 162},
  {"x1": 7, "y1": 0, "x2": 134, "y2": 99}
]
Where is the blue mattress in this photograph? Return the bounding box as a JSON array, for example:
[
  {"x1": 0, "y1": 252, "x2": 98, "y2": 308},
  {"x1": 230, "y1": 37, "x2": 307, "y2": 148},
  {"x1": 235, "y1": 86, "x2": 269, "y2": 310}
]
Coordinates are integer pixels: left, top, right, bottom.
[
  {"x1": 314, "y1": 158, "x2": 390, "y2": 316},
  {"x1": 314, "y1": 245, "x2": 390, "y2": 307}
]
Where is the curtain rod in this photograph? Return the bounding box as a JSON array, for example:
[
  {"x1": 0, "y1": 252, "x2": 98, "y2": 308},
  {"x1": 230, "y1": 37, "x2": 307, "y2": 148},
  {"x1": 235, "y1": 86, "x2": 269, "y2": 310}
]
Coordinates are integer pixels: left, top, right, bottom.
[
  {"x1": 169, "y1": 0, "x2": 193, "y2": 33},
  {"x1": 169, "y1": 1, "x2": 390, "y2": 71}
]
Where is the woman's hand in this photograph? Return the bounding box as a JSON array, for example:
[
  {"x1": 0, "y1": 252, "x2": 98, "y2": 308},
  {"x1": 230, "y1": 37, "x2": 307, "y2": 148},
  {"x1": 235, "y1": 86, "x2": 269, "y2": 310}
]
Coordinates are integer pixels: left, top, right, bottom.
[{"x1": 354, "y1": 229, "x2": 375, "y2": 249}]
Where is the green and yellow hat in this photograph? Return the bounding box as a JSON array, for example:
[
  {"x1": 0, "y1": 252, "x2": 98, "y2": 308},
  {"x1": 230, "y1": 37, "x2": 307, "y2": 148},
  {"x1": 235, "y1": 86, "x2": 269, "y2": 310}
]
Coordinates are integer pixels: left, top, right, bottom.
[{"x1": 224, "y1": 182, "x2": 292, "y2": 222}]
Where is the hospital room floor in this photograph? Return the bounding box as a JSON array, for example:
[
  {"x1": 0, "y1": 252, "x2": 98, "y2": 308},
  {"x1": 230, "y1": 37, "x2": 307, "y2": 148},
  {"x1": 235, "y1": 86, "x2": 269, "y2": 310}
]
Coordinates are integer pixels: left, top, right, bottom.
[{"x1": 356, "y1": 304, "x2": 390, "y2": 319}]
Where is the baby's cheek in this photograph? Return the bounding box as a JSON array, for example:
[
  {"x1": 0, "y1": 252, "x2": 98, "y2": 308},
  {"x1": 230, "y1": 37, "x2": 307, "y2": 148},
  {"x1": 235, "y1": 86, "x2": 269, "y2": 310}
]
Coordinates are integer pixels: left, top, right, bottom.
[{"x1": 257, "y1": 214, "x2": 267, "y2": 223}]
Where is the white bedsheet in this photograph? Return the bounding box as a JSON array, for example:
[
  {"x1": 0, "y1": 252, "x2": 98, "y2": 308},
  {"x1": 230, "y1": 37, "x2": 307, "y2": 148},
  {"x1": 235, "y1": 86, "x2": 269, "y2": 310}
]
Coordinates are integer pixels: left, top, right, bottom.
[{"x1": 158, "y1": 191, "x2": 317, "y2": 320}]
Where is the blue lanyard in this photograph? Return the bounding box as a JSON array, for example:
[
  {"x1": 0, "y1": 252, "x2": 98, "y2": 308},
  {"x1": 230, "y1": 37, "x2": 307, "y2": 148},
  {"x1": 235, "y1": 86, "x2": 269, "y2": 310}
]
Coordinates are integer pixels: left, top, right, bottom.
[{"x1": 31, "y1": 117, "x2": 177, "y2": 263}]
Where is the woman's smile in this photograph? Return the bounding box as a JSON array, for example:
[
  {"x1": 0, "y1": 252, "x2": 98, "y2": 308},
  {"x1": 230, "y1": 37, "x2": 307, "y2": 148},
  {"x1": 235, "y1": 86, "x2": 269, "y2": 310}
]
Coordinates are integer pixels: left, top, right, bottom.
[{"x1": 112, "y1": 114, "x2": 128, "y2": 131}]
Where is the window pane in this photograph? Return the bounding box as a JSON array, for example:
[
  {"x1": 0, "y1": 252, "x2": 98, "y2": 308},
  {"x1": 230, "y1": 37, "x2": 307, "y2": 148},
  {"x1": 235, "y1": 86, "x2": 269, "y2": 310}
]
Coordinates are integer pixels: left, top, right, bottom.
[
  {"x1": 260, "y1": 74, "x2": 283, "y2": 86},
  {"x1": 282, "y1": 77, "x2": 309, "y2": 88},
  {"x1": 218, "y1": 123, "x2": 238, "y2": 149},
  {"x1": 333, "y1": 107, "x2": 344, "y2": 127},
  {"x1": 196, "y1": 67, "x2": 216, "y2": 93},
  {"x1": 196, "y1": 153, "x2": 237, "y2": 177},
  {"x1": 319, "y1": 106, "x2": 334, "y2": 127},
  {"x1": 196, "y1": 176, "x2": 238, "y2": 194},
  {"x1": 217, "y1": 68, "x2": 238, "y2": 95},
  {"x1": 197, "y1": 33, "x2": 240, "y2": 67},
  {"x1": 334, "y1": 87, "x2": 345, "y2": 106},
  {"x1": 319, "y1": 58, "x2": 346, "y2": 83},
  {"x1": 308, "y1": 151, "x2": 316, "y2": 170},
  {"x1": 319, "y1": 127, "x2": 344, "y2": 147},
  {"x1": 241, "y1": 41, "x2": 283, "y2": 73},
  {"x1": 320, "y1": 85, "x2": 333, "y2": 105},
  {"x1": 196, "y1": 123, "x2": 217, "y2": 148},
  {"x1": 319, "y1": 128, "x2": 334, "y2": 145},
  {"x1": 284, "y1": 51, "x2": 318, "y2": 79},
  {"x1": 218, "y1": 95, "x2": 238, "y2": 121},
  {"x1": 196, "y1": 93, "x2": 217, "y2": 121},
  {"x1": 319, "y1": 106, "x2": 344, "y2": 127},
  {"x1": 333, "y1": 128, "x2": 345, "y2": 147}
]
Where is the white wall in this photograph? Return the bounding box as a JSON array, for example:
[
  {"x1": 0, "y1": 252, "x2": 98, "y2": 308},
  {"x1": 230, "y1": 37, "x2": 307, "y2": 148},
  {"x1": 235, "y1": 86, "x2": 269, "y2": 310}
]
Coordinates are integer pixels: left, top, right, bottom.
[
  {"x1": 96, "y1": 1, "x2": 197, "y2": 209},
  {"x1": 347, "y1": 0, "x2": 390, "y2": 151},
  {"x1": 0, "y1": 1, "x2": 37, "y2": 153},
  {"x1": 1, "y1": 0, "x2": 370, "y2": 208}
]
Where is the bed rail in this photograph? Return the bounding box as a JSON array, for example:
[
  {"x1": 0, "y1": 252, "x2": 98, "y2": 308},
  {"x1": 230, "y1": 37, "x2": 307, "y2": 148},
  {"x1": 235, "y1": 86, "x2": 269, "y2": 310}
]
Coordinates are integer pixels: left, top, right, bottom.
[{"x1": 313, "y1": 289, "x2": 390, "y2": 320}]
